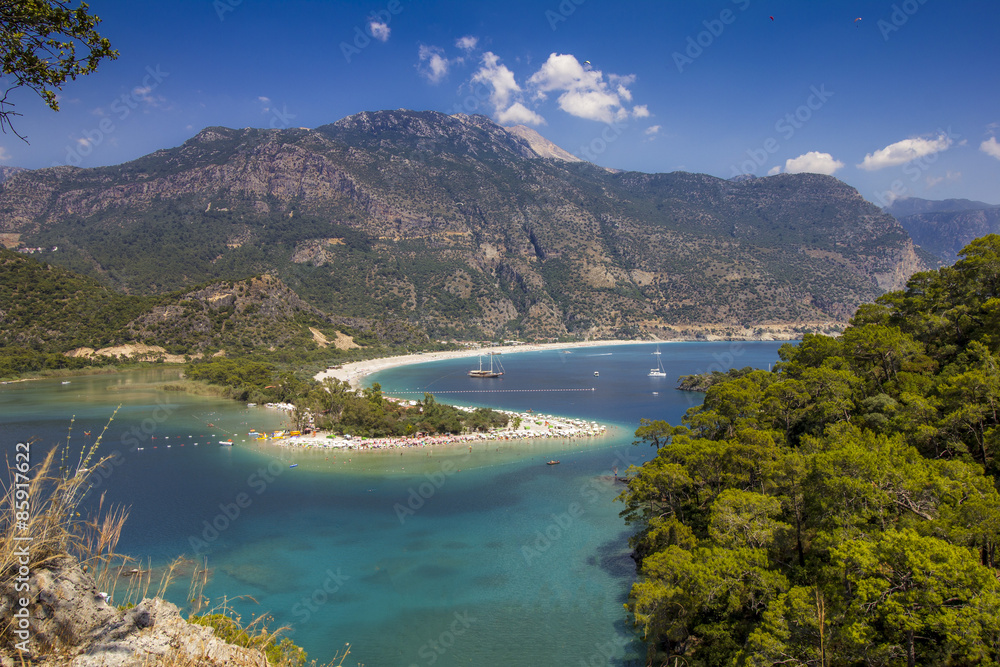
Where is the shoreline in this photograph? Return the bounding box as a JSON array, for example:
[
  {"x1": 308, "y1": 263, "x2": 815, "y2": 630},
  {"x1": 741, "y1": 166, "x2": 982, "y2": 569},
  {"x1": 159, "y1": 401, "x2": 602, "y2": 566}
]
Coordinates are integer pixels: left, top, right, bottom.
[
  {"x1": 296, "y1": 342, "x2": 650, "y2": 453},
  {"x1": 0, "y1": 362, "x2": 176, "y2": 385},
  {"x1": 314, "y1": 339, "x2": 654, "y2": 390},
  {"x1": 301, "y1": 340, "x2": 651, "y2": 454}
]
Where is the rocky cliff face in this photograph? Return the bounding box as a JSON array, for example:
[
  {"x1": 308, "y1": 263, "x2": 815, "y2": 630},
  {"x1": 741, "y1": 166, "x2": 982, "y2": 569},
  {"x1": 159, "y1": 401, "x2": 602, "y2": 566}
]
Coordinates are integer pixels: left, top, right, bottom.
[
  {"x1": 896, "y1": 208, "x2": 1000, "y2": 265},
  {"x1": 0, "y1": 110, "x2": 931, "y2": 339},
  {"x1": 884, "y1": 196, "x2": 1000, "y2": 265},
  {"x1": 504, "y1": 125, "x2": 583, "y2": 162},
  {"x1": 0, "y1": 131, "x2": 368, "y2": 231},
  {"x1": 0, "y1": 556, "x2": 264, "y2": 666}
]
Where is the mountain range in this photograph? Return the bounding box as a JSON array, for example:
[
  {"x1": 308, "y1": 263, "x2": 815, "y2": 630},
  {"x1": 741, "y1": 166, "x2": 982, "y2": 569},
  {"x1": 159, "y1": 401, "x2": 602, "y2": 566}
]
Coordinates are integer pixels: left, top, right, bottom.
[
  {"x1": 886, "y1": 197, "x2": 1000, "y2": 265},
  {"x1": 0, "y1": 110, "x2": 932, "y2": 341}
]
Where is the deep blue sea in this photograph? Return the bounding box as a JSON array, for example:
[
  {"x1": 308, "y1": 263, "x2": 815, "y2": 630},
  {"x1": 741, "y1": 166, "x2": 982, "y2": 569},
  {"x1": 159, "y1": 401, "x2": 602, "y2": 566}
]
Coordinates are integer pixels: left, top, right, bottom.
[{"x1": 0, "y1": 341, "x2": 786, "y2": 666}]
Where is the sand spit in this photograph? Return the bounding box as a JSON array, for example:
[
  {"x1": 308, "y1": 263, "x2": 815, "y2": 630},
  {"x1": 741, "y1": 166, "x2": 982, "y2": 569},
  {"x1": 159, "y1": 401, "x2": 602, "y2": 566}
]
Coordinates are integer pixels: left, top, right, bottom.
[
  {"x1": 291, "y1": 341, "x2": 648, "y2": 454},
  {"x1": 266, "y1": 408, "x2": 608, "y2": 453}
]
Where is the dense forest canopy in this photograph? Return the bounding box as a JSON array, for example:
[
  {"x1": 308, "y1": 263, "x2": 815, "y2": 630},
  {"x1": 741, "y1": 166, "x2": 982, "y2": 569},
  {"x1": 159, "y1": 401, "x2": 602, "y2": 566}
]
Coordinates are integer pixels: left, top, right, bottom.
[{"x1": 620, "y1": 234, "x2": 1000, "y2": 666}]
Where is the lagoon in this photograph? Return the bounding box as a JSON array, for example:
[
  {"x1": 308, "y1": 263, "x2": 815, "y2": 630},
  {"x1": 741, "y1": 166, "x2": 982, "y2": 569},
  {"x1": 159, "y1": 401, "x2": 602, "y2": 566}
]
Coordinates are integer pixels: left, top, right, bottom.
[{"x1": 1, "y1": 341, "x2": 786, "y2": 666}]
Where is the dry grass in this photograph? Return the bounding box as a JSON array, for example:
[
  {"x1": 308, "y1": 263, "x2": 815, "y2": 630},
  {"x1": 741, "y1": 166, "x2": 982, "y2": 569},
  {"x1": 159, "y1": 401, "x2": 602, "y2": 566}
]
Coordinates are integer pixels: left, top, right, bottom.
[
  {"x1": 185, "y1": 596, "x2": 357, "y2": 667},
  {"x1": 1, "y1": 408, "x2": 128, "y2": 579},
  {"x1": 127, "y1": 642, "x2": 354, "y2": 667}
]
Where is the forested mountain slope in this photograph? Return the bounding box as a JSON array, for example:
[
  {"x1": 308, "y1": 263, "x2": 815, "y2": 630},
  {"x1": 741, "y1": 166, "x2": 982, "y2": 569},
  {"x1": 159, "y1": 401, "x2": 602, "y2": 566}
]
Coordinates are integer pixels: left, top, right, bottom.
[
  {"x1": 0, "y1": 249, "x2": 425, "y2": 377},
  {"x1": 621, "y1": 234, "x2": 1000, "y2": 665},
  {"x1": 0, "y1": 110, "x2": 927, "y2": 339}
]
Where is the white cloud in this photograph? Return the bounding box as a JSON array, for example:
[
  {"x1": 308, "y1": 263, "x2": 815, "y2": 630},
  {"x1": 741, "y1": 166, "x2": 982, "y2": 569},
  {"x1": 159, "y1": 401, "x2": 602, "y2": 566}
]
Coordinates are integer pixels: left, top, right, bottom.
[
  {"x1": 981, "y1": 136, "x2": 1000, "y2": 160},
  {"x1": 528, "y1": 53, "x2": 597, "y2": 97},
  {"x1": 857, "y1": 133, "x2": 952, "y2": 171},
  {"x1": 497, "y1": 102, "x2": 545, "y2": 126},
  {"x1": 881, "y1": 189, "x2": 905, "y2": 205},
  {"x1": 455, "y1": 35, "x2": 478, "y2": 51},
  {"x1": 418, "y1": 45, "x2": 452, "y2": 84},
  {"x1": 471, "y1": 51, "x2": 527, "y2": 118},
  {"x1": 369, "y1": 20, "x2": 390, "y2": 42},
  {"x1": 526, "y1": 53, "x2": 641, "y2": 124},
  {"x1": 609, "y1": 73, "x2": 635, "y2": 84},
  {"x1": 783, "y1": 151, "x2": 844, "y2": 175},
  {"x1": 128, "y1": 85, "x2": 166, "y2": 109},
  {"x1": 557, "y1": 89, "x2": 627, "y2": 123},
  {"x1": 644, "y1": 125, "x2": 661, "y2": 136},
  {"x1": 0, "y1": 147, "x2": 11, "y2": 161},
  {"x1": 468, "y1": 51, "x2": 649, "y2": 128},
  {"x1": 926, "y1": 171, "x2": 961, "y2": 188},
  {"x1": 767, "y1": 165, "x2": 781, "y2": 176}
]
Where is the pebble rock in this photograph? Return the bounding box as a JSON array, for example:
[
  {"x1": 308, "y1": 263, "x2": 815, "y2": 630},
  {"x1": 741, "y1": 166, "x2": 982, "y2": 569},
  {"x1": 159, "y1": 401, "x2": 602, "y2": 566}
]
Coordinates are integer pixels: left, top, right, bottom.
[{"x1": 1, "y1": 556, "x2": 266, "y2": 666}]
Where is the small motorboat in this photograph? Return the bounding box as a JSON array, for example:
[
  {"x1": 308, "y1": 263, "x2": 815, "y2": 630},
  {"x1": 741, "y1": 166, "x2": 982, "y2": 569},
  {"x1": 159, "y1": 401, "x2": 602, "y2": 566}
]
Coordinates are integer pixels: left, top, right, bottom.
[
  {"x1": 594, "y1": 371, "x2": 599, "y2": 377},
  {"x1": 547, "y1": 460, "x2": 560, "y2": 465},
  {"x1": 289, "y1": 463, "x2": 298, "y2": 468},
  {"x1": 219, "y1": 440, "x2": 233, "y2": 446}
]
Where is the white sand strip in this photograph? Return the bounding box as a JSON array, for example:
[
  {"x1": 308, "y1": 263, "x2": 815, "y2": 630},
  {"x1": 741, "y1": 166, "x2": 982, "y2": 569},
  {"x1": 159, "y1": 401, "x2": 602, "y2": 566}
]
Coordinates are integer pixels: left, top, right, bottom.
[{"x1": 313, "y1": 339, "x2": 654, "y2": 390}]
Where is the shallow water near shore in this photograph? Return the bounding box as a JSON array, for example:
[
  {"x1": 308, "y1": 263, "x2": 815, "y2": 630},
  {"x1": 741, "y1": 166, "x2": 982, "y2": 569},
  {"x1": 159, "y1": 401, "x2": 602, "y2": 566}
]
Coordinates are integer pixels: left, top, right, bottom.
[{"x1": 1, "y1": 341, "x2": 786, "y2": 665}]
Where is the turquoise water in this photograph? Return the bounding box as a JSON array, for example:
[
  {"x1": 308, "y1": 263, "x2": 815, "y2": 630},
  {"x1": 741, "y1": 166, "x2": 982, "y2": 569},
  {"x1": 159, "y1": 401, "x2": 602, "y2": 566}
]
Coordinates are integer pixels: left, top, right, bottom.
[{"x1": 1, "y1": 342, "x2": 787, "y2": 666}]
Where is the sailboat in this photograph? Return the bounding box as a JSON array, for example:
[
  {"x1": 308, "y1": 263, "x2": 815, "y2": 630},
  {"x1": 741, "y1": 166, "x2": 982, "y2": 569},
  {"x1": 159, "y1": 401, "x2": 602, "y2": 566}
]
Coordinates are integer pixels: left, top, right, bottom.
[
  {"x1": 648, "y1": 346, "x2": 667, "y2": 378},
  {"x1": 468, "y1": 353, "x2": 504, "y2": 378}
]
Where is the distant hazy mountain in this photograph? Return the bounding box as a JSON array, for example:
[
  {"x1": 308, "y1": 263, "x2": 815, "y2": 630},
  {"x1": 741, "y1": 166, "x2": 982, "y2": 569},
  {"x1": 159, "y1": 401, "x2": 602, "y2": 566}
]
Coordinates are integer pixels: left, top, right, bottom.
[
  {"x1": 0, "y1": 110, "x2": 929, "y2": 339},
  {"x1": 886, "y1": 197, "x2": 998, "y2": 218},
  {"x1": 886, "y1": 197, "x2": 1000, "y2": 265}
]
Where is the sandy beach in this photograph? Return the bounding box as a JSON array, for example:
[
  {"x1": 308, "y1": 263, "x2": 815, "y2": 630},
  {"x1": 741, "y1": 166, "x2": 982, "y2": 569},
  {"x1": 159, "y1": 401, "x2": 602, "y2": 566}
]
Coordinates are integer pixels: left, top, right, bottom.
[
  {"x1": 314, "y1": 339, "x2": 651, "y2": 390},
  {"x1": 273, "y1": 340, "x2": 649, "y2": 454}
]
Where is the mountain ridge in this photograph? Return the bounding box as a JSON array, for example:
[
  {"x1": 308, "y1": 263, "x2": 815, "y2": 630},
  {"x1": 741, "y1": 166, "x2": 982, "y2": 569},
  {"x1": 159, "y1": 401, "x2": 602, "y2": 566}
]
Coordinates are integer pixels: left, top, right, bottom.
[
  {"x1": 886, "y1": 197, "x2": 1000, "y2": 265},
  {"x1": 0, "y1": 109, "x2": 930, "y2": 339}
]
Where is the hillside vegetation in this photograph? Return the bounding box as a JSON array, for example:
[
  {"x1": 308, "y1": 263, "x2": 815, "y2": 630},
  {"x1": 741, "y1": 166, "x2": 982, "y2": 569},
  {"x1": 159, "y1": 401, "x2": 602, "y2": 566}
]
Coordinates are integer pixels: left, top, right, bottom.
[
  {"x1": 0, "y1": 110, "x2": 928, "y2": 339},
  {"x1": 620, "y1": 234, "x2": 1000, "y2": 665},
  {"x1": 0, "y1": 249, "x2": 427, "y2": 378}
]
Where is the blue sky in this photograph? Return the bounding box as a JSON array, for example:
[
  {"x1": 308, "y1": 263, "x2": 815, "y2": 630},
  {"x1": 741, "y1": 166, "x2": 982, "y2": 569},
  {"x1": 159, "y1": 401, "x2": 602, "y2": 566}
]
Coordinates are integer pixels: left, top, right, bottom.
[{"x1": 3, "y1": 0, "x2": 998, "y2": 206}]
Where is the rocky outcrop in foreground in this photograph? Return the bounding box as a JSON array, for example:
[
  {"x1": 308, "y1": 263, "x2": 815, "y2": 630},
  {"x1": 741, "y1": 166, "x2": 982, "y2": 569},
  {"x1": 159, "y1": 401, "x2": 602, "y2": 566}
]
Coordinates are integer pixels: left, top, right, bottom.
[{"x1": 1, "y1": 557, "x2": 263, "y2": 666}]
